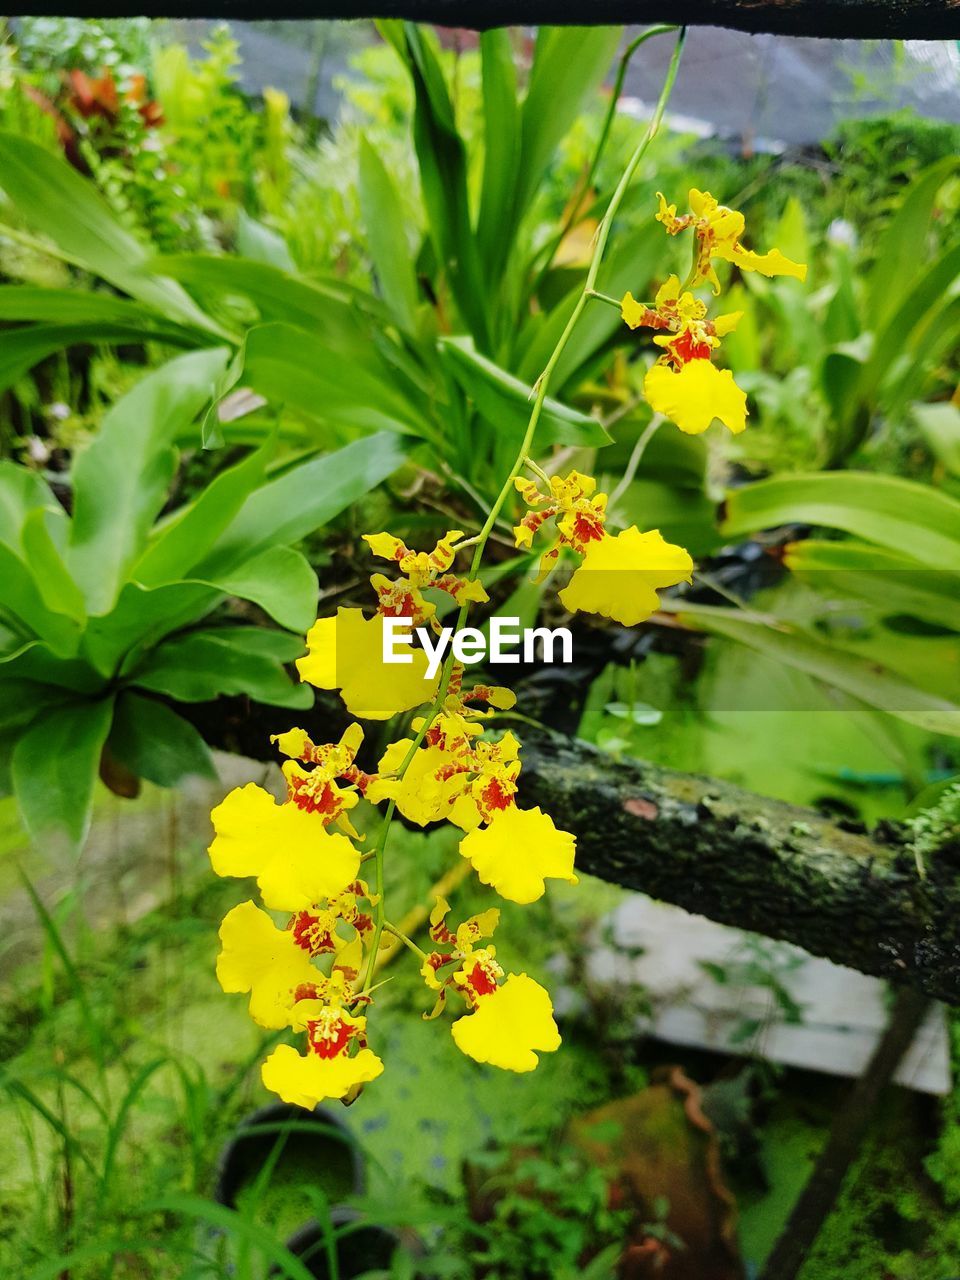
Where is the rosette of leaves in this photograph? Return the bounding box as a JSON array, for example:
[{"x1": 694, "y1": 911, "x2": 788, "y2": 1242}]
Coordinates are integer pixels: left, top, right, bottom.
[{"x1": 0, "y1": 348, "x2": 407, "y2": 850}]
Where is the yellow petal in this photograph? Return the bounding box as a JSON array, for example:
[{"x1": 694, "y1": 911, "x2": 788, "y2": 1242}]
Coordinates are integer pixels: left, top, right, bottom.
[
  {"x1": 363, "y1": 532, "x2": 405, "y2": 562},
  {"x1": 620, "y1": 291, "x2": 647, "y2": 330},
  {"x1": 451, "y1": 974, "x2": 560, "y2": 1072},
  {"x1": 367, "y1": 739, "x2": 466, "y2": 826},
  {"x1": 297, "y1": 608, "x2": 438, "y2": 719},
  {"x1": 720, "y1": 242, "x2": 807, "y2": 282},
  {"x1": 216, "y1": 901, "x2": 318, "y2": 1030},
  {"x1": 459, "y1": 805, "x2": 577, "y2": 904},
  {"x1": 261, "y1": 1042, "x2": 384, "y2": 1108},
  {"x1": 270, "y1": 727, "x2": 311, "y2": 759},
  {"x1": 209, "y1": 783, "x2": 360, "y2": 911},
  {"x1": 643, "y1": 360, "x2": 747, "y2": 435},
  {"x1": 558, "y1": 526, "x2": 693, "y2": 628},
  {"x1": 713, "y1": 310, "x2": 743, "y2": 337}
]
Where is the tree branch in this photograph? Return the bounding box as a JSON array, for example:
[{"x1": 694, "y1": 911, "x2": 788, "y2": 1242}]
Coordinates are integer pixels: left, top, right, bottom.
[
  {"x1": 183, "y1": 696, "x2": 960, "y2": 1004},
  {"x1": 6, "y1": 1, "x2": 960, "y2": 38},
  {"x1": 520, "y1": 731, "x2": 960, "y2": 1005}
]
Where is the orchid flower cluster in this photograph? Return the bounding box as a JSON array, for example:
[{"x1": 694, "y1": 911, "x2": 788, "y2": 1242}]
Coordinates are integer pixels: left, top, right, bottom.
[{"x1": 207, "y1": 171, "x2": 804, "y2": 1108}]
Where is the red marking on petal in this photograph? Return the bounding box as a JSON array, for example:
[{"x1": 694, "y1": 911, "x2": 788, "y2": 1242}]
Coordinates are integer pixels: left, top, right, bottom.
[
  {"x1": 467, "y1": 963, "x2": 499, "y2": 998},
  {"x1": 307, "y1": 1016, "x2": 354, "y2": 1059},
  {"x1": 672, "y1": 330, "x2": 712, "y2": 364}
]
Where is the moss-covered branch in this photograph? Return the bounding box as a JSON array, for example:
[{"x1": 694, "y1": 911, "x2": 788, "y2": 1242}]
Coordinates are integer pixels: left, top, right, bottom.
[
  {"x1": 519, "y1": 731, "x2": 960, "y2": 1005},
  {"x1": 182, "y1": 697, "x2": 960, "y2": 1004}
]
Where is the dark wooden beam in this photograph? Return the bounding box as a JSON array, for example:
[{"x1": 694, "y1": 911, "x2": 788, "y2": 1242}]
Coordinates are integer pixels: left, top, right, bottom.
[{"x1": 5, "y1": 2, "x2": 960, "y2": 38}]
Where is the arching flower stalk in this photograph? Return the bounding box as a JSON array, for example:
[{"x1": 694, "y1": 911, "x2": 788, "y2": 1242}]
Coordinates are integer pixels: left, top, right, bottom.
[{"x1": 207, "y1": 29, "x2": 806, "y2": 1108}]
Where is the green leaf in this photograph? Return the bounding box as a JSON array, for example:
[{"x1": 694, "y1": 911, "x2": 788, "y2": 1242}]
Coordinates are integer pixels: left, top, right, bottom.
[
  {"x1": 439, "y1": 337, "x2": 610, "y2": 448},
  {"x1": 82, "y1": 582, "x2": 221, "y2": 676},
  {"x1": 673, "y1": 603, "x2": 960, "y2": 737},
  {"x1": 235, "y1": 209, "x2": 296, "y2": 271},
  {"x1": 11, "y1": 696, "x2": 114, "y2": 848},
  {"x1": 912, "y1": 401, "x2": 960, "y2": 476},
  {"x1": 108, "y1": 691, "x2": 215, "y2": 787},
  {"x1": 0, "y1": 461, "x2": 58, "y2": 549},
  {"x1": 867, "y1": 156, "x2": 959, "y2": 329},
  {"x1": 0, "y1": 130, "x2": 221, "y2": 332},
  {"x1": 207, "y1": 545, "x2": 318, "y2": 633},
  {"x1": 476, "y1": 29, "x2": 520, "y2": 279},
  {"x1": 515, "y1": 27, "x2": 622, "y2": 229},
  {"x1": 134, "y1": 443, "x2": 269, "y2": 586},
  {"x1": 21, "y1": 508, "x2": 86, "y2": 623},
  {"x1": 0, "y1": 543, "x2": 80, "y2": 655},
  {"x1": 402, "y1": 24, "x2": 490, "y2": 349},
  {"x1": 200, "y1": 431, "x2": 410, "y2": 573},
  {"x1": 0, "y1": 284, "x2": 190, "y2": 327},
  {"x1": 721, "y1": 471, "x2": 960, "y2": 568},
  {"x1": 132, "y1": 627, "x2": 311, "y2": 708},
  {"x1": 358, "y1": 136, "x2": 420, "y2": 330},
  {"x1": 235, "y1": 322, "x2": 422, "y2": 438},
  {"x1": 0, "y1": 323, "x2": 191, "y2": 396},
  {"x1": 783, "y1": 539, "x2": 960, "y2": 632},
  {"x1": 67, "y1": 347, "x2": 230, "y2": 614}
]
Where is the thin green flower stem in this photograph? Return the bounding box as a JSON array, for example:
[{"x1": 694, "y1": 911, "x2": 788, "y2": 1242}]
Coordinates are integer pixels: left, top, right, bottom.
[
  {"x1": 607, "y1": 413, "x2": 664, "y2": 514},
  {"x1": 585, "y1": 289, "x2": 623, "y2": 310},
  {"x1": 522, "y1": 455, "x2": 552, "y2": 484},
  {"x1": 530, "y1": 23, "x2": 678, "y2": 290},
  {"x1": 358, "y1": 28, "x2": 686, "y2": 999},
  {"x1": 382, "y1": 921, "x2": 430, "y2": 961}
]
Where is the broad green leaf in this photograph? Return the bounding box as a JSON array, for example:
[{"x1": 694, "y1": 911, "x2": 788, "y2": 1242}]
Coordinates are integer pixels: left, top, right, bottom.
[
  {"x1": 783, "y1": 538, "x2": 960, "y2": 632},
  {"x1": 515, "y1": 27, "x2": 622, "y2": 229},
  {"x1": 134, "y1": 443, "x2": 269, "y2": 586},
  {"x1": 236, "y1": 209, "x2": 297, "y2": 271},
  {"x1": 673, "y1": 603, "x2": 960, "y2": 737},
  {"x1": 82, "y1": 582, "x2": 221, "y2": 676},
  {"x1": 0, "y1": 543, "x2": 80, "y2": 655},
  {"x1": 912, "y1": 401, "x2": 960, "y2": 476},
  {"x1": 0, "y1": 678, "x2": 67, "y2": 735},
  {"x1": 518, "y1": 221, "x2": 662, "y2": 390},
  {"x1": 439, "y1": 337, "x2": 610, "y2": 448},
  {"x1": 154, "y1": 255, "x2": 391, "y2": 351},
  {"x1": 358, "y1": 136, "x2": 420, "y2": 330},
  {"x1": 67, "y1": 347, "x2": 230, "y2": 614},
  {"x1": 476, "y1": 29, "x2": 520, "y2": 278},
  {"x1": 0, "y1": 284, "x2": 197, "y2": 332},
  {"x1": 402, "y1": 24, "x2": 490, "y2": 349},
  {"x1": 0, "y1": 461, "x2": 58, "y2": 549},
  {"x1": 721, "y1": 472, "x2": 960, "y2": 568},
  {"x1": 1, "y1": 640, "x2": 106, "y2": 694},
  {"x1": 0, "y1": 323, "x2": 193, "y2": 396},
  {"x1": 108, "y1": 691, "x2": 216, "y2": 787},
  {"x1": 0, "y1": 131, "x2": 222, "y2": 332},
  {"x1": 864, "y1": 240, "x2": 960, "y2": 405},
  {"x1": 132, "y1": 627, "x2": 311, "y2": 708},
  {"x1": 867, "y1": 156, "x2": 959, "y2": 328},
  {"x1": 20, "y1": 508, "x2": 86, "y2": 622},
  {"x1": 235, "y1": 322, "x2": 423, "y2": 438},
  {"x1": 199, "y1": 431, "x2": 410, "y2": 573},
  {"x1": 11, "y1": 696, "x2": 114, "y2": 848},
  {"x1": 207, "y1": 545, "x2": 318, "y2": 634}
]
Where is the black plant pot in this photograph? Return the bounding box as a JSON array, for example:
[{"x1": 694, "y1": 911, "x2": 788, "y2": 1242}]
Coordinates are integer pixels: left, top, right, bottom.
[
  {"x1": 215, "y1": 1101, "x2": 365, "y2": 1221},
  {"x1": 279, "y1": 1206, "x2": 416, "y2": 1280}
]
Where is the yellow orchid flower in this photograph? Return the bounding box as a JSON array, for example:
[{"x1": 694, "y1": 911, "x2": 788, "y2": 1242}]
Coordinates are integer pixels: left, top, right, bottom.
[
  {"x1": 451, "y1": 973, "x2": 561, "y2": 1072},
  {"x1": 459, "y1": 804, "x2": 577, "y2": 904},
  {"x1": 644, "y1": 360, "x2": 747, "y2": 435},
  {"x1": 559, "y1": 526, "x2": 693, "y2": 627},
  {"x1": 209, "y1": 782, "x2": 360, "y2": 911},
  {"x1": 657, "y1": 188, "x2": 807, "y2": 293},
  {"x1": 297, "y1": 608, "x2": 438, "y2": 720},
  {"x1": 261, "y1": 1007, "x2": 384, "y2": 1107},
  {"x1": 216, "y1": 901, "x2": 321, "y2": 1030}
]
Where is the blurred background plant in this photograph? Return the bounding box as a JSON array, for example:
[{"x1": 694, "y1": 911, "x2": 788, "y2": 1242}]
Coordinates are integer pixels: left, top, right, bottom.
[{"x1": 1, "y1": 15, "x2": 960, "y2": 1280}]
